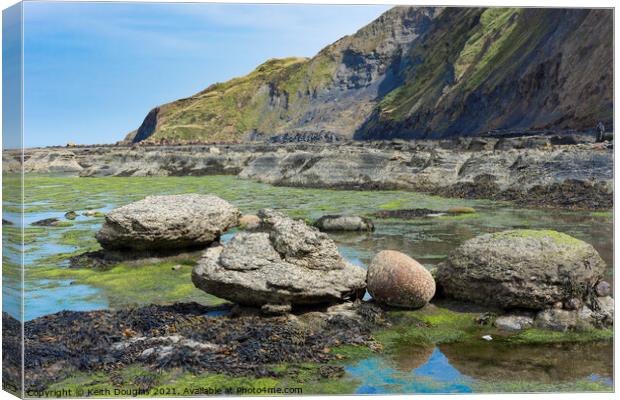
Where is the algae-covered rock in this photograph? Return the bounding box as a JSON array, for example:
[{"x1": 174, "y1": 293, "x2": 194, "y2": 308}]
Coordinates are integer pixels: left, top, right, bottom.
[
  {"x1": 314, "y1": 214, "x2": 374, "y2": 232},
  {"x1": 192, "y1": 209, "x2": 366, "y2": 308},
  {"x1": 447, "y1": 206, "x2": 476, "y2": 214},
  {"x1": 436, "y1": 230, "x2": 606, "y2": 310},
  {"x1": 367, "y1": 250, "x2": 435, "y2": 308},
  {"x1": 96, "y1": 194, "x2": 240, "y2": 251},
  {"x1": 494, "y1": 314, "x2": 534, "y2": 331}
]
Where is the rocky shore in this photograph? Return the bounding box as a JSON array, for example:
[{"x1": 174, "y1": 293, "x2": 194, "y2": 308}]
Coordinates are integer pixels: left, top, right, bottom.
[
  {"x1": 4, "y1": 135, "x2": 613, "y2": 210},
  {"x1": 3, "y1": 192, "x2": 614, "y2": 393}
]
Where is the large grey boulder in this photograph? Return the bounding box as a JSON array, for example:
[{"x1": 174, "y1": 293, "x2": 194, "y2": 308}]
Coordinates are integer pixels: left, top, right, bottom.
[
  {"x1": 192, "y1": 209, "x2": 366, "y2": 308},
  {"x1": 436, "y1": 230, "x2": 606, "y2": 310},
  {"x1": 96, "y1": 194, "x2": 240, "y2": 251}
]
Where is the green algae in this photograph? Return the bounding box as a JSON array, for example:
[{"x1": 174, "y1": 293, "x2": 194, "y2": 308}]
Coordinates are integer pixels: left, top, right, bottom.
[
  {"x1": 472, "y1": 378, "x2": 612, "y2": 393},
  {"x1": 44, "y1": 362, "x2": 356, "y2": 397},
  {"x1": 436, "y1": 213, "x2": 480, "y2": 221},
  {"x1": 31, "y1": 259, "x2": 226, "y2": 308},
  {"x1": 590, "y1": 211, "x2": 613, "y2": 219},
  {"x1": 490, "y1": 229, "x2": 584, "y2": 246},
  {"x1": 506, "y1": 328, "x2": 613, "y2": 345}
]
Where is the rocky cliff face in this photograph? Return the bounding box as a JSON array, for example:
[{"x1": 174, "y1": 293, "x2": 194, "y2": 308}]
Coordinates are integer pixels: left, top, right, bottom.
[{"x1": 130, "y1": 7, "x2": 612, "y2": 143}]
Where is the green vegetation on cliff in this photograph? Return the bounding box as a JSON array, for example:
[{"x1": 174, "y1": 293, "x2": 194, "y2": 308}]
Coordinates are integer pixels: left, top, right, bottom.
[{"x1": 131, "y1": 6, "x2": 611, "y2": 143}]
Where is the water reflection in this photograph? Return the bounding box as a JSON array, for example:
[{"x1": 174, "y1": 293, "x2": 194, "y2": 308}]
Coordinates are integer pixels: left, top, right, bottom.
[
  {"x1": 346, "y1": 342, "x2": 613, "y2": 394},
  {"x1": 346, "y1": 348, "x2": 473, "y2": 394}
]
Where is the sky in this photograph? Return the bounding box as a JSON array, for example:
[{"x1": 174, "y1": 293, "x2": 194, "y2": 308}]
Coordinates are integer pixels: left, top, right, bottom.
[{"x1": 18, "y1": 1, "x2": 390, "y2": 147}]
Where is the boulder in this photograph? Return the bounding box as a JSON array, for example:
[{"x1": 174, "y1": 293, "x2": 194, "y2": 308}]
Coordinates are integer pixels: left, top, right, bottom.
[
  {"x1": 64, "y1": 211, "x2": 78, "y2": 220},
  {"x1": 314, "y1": 215, "x2": 374, "y2": 232},
  {"x1": 494, "y1": 315, "x2": 534, "y2": 331},
  {"x1": 192, "y1": 209, "x2": 366, "y2": 309},
  {"x1": 436, "y1": 230, "x2": 606, "y2": 309},
  {"x1": 366, "y1": 250, "x2": 435, "y2": 308},
  {"x1": 96, "y1": 194, "x2": 240, "y2": 251}
]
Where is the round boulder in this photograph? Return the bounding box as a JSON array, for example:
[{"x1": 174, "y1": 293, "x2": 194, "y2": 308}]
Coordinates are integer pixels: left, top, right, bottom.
[
  {"x1": 367, "y1": 250, "x2": 436, "y2": 308},
  {"x1": 96, "y1": 194, "x2": 240, "y2": 251},
  {"x1": 314, "y1": 215, "x2": 374, "y2": 232},
  {"x1": 436, "y1": 230, "x2": 606, "y2": 310}
]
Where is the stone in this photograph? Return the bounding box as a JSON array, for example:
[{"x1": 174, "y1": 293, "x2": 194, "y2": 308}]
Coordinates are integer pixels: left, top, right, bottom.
[
  {"x1": 314, "y1": 215, "x2": 374, "y2": 232},
  {"x1": 482, "y1": 335, "x2": 493, "y2": 341},
  {"x1": 171, "y1": 265, "x2": 182, "y2": 271},
  {"x1": 564, "y1": 297, "x2": 582, "y2": 310},
  {"x1": 576, "y1": 296, "x2": 614, "y2": 329},
  {"x1": 494, "y1": 315, "x2": 534, "y2": 331},
  {"x1": 2, "y1": 218, "x2": 13, "y2": 225},
  {"x1": 261, "y1": 304, "x2": 292, "y2": 316},
  {"x1": 447, "y1": 206, "x2": 476, "y2": 214},
  {"x1": 595, "y1": 280, "x2": 612, "y2": 297},
  {"x1": 32, "y1": 218, "x2": 61, "y2": 226},
  {"x1": 238, "y1": 214, "x2": 261, "y2": 230},
  {"x1": 192, "y1": 209, "x2": 366, "y2": 309},
  {"x1": 64, "y1": 211, "x2": 78, "y2": 220},
  {"x1": 366, "y1": 250, "x2": 436, "y2": 308},
  {"x1": 595, "y1": 296, "x2": 614, "y2": 322},
  {"x1": 96, "y1": 194, "x2": 240, "y2": 251},
  {"x1": 436, "y1": 230, "x2": 606, "y2": 310},
  {"x1": 534, "y1": 309, "x2": 578, "y2": 331}
]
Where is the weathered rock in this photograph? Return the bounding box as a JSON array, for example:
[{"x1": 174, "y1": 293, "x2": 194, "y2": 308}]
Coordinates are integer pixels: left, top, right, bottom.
[
  {"x1": 594, "y1": 296, "x2": 614, "y2": 323},
  {"x1": 32, "y1": 218, "x2": 62, "y2": 227},
  {"x1": 192, "y1": 209, "x2": 366, "y2": 308},
  {"x1": 494, "y1": 315, "x2": 534, "y2": 331},
  {"x1": 261, "y1": 303, "x2": 292, "y2": 316},
  {"x1": 314, "y1": 215, "x2": 374, "y2": 232},
  {"x1": 96, "y1": 194, "x2": 240, "y2": 251},
  {"x1": 534, "y1": 309, "x2": 579, "y2": 331},
  {"x1": 447, "y1": 206, "x2": 476, "y2": 214},
  {"x1": 366, "y1": 250, "x2": 435, "y2": 308},
  {"x1": 5, "y1": 140, "x2": 612, "y2": 210},
  {"x1": 64, "y1": 211, "x2": 78, "y2": 220},
  {"x1": 238, "y1": 214, "x2": 261, "y2": 230},
  {"x1": 373, "y1": 209, "x2": 441, "y2": 219},
  {"x1": 564, "y1": 297, "x2": 582, "y2": 310},
  {"x1": 595, "y1": 280, "x2": 612, "y2": 297},
  {"x1": 436, "y1": 230, "x2": 606, "y2": 310}
]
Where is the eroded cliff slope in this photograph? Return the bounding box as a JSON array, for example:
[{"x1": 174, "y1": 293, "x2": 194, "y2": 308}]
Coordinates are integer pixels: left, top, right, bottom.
[{"x1": 131, "y1": 7, "x2": 612, "y2": 143}]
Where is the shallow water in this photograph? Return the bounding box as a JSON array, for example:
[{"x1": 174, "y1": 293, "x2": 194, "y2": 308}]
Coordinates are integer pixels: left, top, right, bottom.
[{"x1": 2, "y1": 174, "x2": 614, "y2": 393}]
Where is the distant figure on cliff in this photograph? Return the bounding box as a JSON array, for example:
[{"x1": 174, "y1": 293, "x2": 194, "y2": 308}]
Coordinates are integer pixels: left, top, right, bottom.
[{"x1": 596, "y1": 122, "x2": 606, "y2": 142}]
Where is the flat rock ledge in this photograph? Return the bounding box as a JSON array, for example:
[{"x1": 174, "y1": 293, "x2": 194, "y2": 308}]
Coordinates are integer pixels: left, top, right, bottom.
[
  {"x1": 96, "y1": 194, "x2": 240, "y2": 252},
  {"x1": 192, "y1": 209, "x2": 367, "y2": 310}
]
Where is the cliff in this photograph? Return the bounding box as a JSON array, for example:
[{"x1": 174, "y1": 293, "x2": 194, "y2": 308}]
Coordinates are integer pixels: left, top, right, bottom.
[{"x1": 130, "y1": 7, "x2": 612, "y2": 143}]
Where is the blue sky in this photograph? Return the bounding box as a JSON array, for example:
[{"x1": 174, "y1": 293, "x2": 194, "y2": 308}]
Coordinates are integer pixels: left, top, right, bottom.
[{"x1": 20, "y1": 1, "x2": 390, "y2": 147}]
